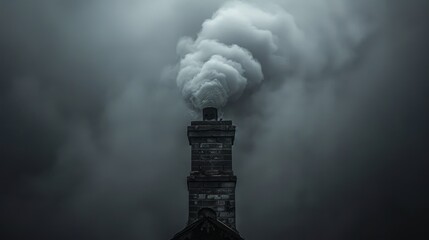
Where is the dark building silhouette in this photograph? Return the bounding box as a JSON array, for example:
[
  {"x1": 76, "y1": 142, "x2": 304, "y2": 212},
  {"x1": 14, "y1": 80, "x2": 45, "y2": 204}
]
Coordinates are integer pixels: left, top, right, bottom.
[{"x1": 171, "y1": 107, "x2": 244, "y2": 240}]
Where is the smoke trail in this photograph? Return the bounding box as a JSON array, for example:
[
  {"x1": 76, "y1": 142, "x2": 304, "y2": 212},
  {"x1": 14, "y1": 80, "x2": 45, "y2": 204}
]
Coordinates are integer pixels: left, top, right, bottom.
[{"x1": 176, "y1": 1, "x2": 369, "y2": 111}]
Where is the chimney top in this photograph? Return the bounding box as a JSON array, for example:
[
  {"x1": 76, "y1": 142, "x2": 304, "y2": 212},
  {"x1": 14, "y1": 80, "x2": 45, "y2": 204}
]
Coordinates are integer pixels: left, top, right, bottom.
[{"x1": 202, "y1": 107, "x2": 218, "y2": 121}]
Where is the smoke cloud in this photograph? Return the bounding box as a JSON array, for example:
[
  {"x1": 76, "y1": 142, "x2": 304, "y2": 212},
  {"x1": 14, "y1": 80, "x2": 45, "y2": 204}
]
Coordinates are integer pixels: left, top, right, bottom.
[{"x1": 176, "y1": 1, "x2": 369, "y2": 111}]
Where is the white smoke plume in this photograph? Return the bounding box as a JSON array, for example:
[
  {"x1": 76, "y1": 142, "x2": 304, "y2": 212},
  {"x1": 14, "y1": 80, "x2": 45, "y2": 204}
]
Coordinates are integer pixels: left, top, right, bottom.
[{"x1": 176, "y1": 1, "x2": 369, "y2": 111}]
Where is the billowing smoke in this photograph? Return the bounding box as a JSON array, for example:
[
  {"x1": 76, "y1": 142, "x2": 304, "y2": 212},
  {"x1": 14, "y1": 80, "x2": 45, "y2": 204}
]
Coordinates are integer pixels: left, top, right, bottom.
[{"x1": 176, "y1": 1, "x2": 368, "y2": 111}]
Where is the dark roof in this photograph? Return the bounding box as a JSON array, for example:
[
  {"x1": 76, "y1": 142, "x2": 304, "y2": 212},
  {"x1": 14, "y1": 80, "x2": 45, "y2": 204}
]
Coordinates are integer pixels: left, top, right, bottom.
[{"x1": 171, "y1": 217, "x2": 244, "y2": 240}]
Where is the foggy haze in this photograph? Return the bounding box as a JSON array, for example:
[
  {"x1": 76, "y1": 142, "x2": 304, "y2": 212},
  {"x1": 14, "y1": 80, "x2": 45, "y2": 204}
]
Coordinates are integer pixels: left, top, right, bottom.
[{"x1": 1, "y1": 0, "x2": 428, "y2": 240}]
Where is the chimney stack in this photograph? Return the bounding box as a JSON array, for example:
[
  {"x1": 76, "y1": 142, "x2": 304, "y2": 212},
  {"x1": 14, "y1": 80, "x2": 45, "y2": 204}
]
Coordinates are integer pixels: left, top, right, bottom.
[
  {"x1": 171, "y1": 110, "x2": 243, "y2": 240},
  {"x1": 186, "y1": 111, "x2": 238, "y2": 228}
]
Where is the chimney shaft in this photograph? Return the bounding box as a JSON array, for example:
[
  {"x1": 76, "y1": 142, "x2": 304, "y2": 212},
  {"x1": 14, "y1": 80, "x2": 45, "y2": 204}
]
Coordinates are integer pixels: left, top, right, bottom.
[
  {"x1": 202, "y1": 107, "x2": 218, "y2": 121},
  {"x1": 186, "y1": 113, "x2": 237, "y2": 228}
]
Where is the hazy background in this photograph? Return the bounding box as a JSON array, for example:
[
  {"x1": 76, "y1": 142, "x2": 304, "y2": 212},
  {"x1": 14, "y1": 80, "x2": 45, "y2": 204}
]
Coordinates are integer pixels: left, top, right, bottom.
[{"x1": 1, "y1": 0, "x2": 428, "y2": 239}]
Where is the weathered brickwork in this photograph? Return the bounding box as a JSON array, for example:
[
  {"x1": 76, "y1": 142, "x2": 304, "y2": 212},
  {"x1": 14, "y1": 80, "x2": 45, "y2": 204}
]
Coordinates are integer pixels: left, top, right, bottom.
[{"x1": 186, "y1": 112, "x2": 238, "y2": 229}]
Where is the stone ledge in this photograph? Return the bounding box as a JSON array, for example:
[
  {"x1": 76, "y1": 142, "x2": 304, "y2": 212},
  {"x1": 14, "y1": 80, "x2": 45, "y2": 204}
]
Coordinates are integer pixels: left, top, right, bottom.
[
  {"x1": 191, "y1": 120, "x2": 233, "y2": 125},
  {"x1": 187, "y1": 175, "x2": 237, "y2": 182}
]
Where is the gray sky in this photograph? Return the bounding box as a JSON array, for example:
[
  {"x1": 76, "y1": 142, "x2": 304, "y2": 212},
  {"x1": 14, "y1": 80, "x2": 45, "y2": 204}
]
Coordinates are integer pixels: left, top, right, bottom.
[{"x1": 1, "y1": 0, "x2": 428, "y2": 239}]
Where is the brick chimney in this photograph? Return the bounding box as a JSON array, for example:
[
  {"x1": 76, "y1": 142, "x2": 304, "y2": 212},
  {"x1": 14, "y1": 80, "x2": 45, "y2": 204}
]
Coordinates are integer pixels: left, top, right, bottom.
[{"x1": 186, "y1": 107, "x2": 238, "y2": 228}]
